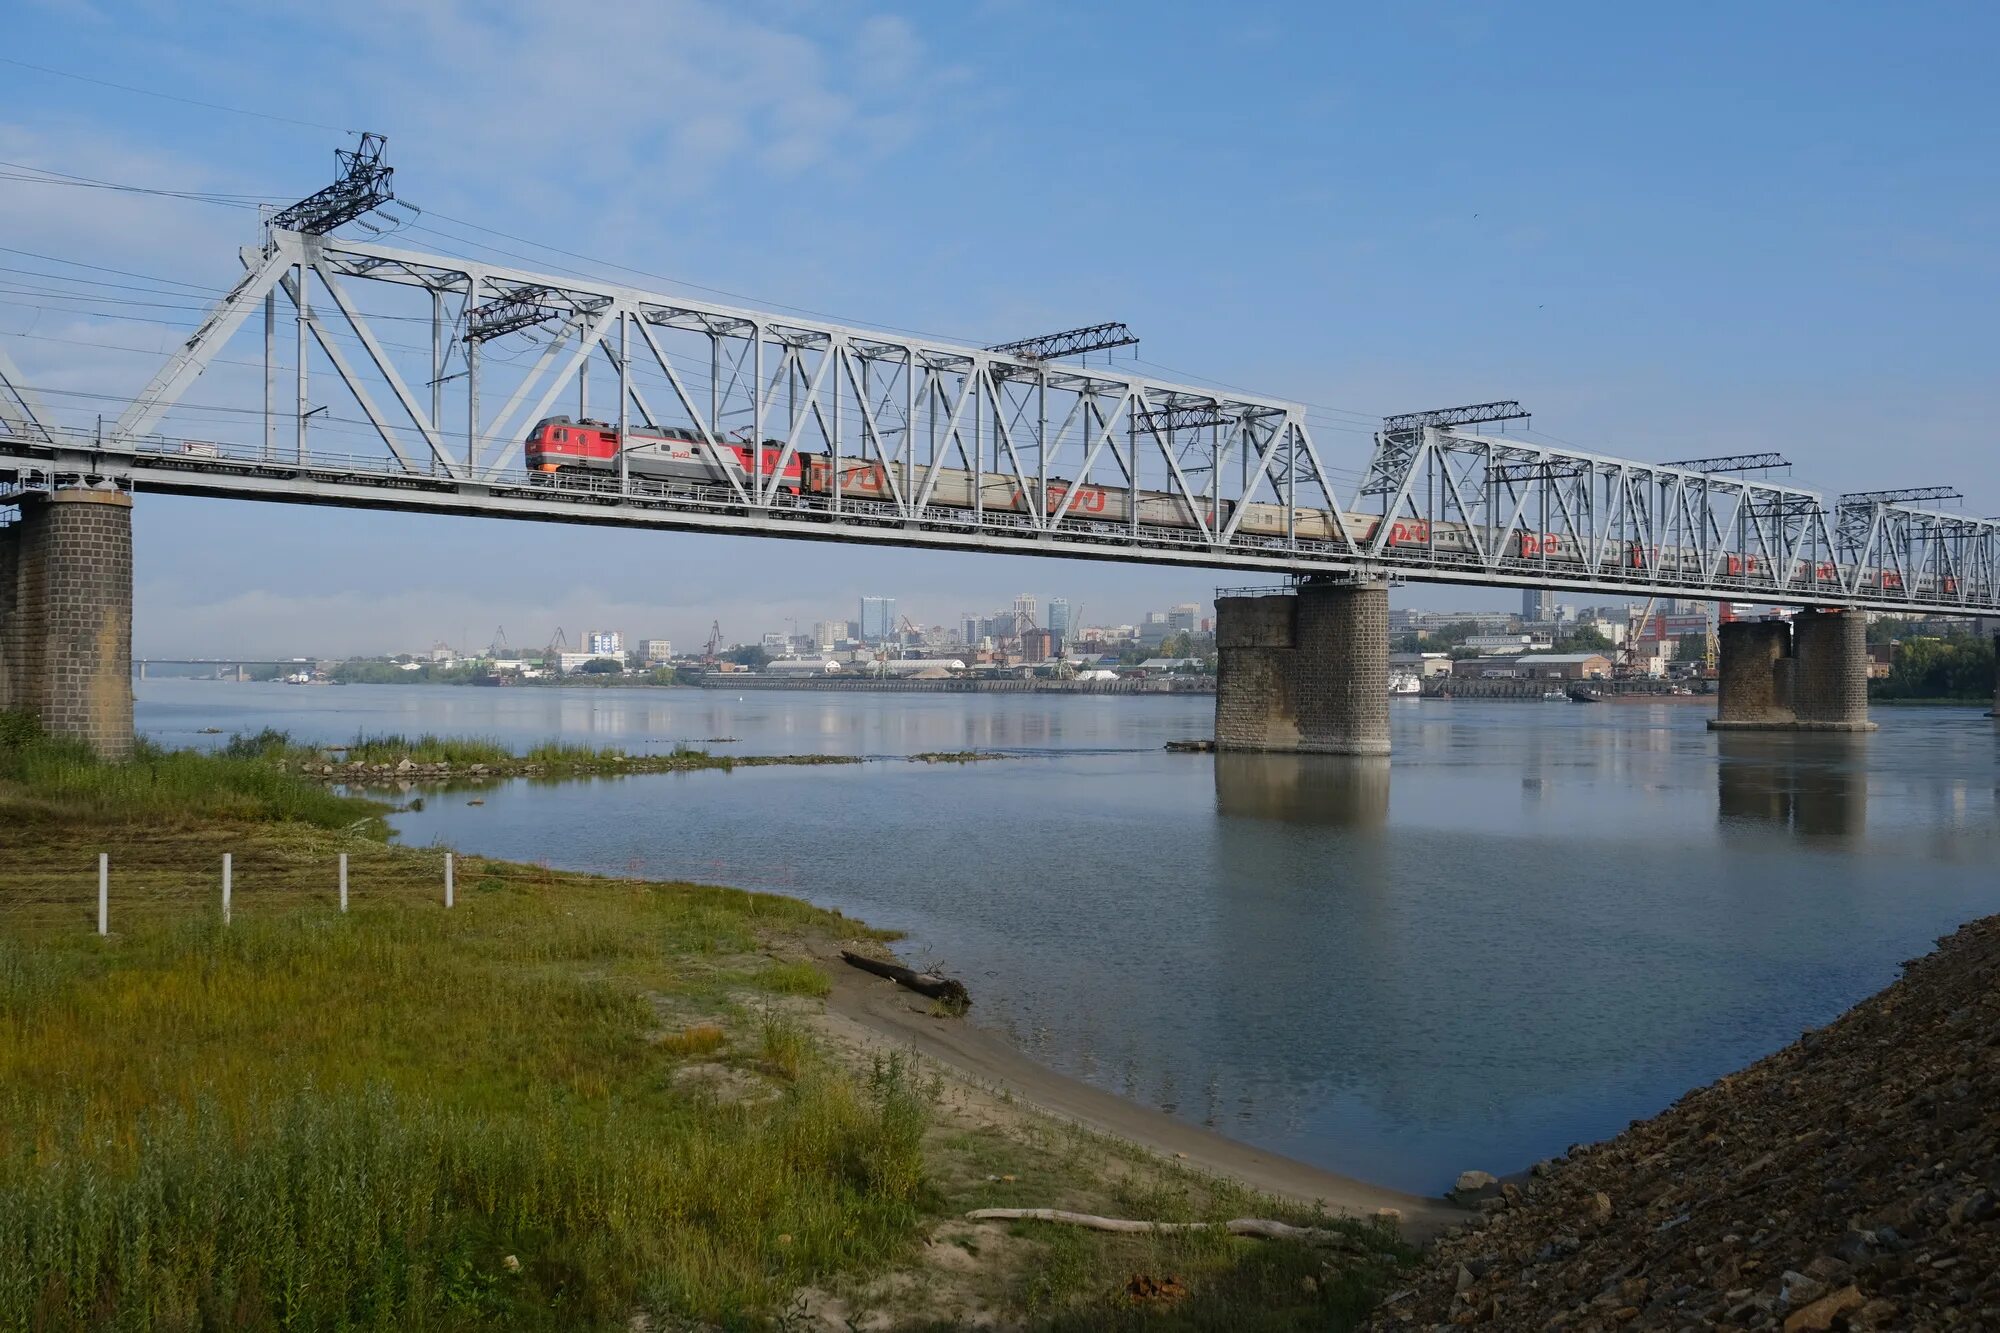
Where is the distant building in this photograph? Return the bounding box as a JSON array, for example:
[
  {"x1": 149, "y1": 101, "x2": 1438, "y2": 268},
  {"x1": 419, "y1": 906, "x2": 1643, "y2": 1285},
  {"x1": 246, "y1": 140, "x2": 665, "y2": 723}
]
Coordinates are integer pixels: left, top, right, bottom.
[
  {"x1": 1167, "y1": 602, "x2": 1200, "y2": 633},
  {"x1": 586, "y1": 630, "x2": 623, "y2": 657},
  {"x1": 557, "y1": 650, "x2": 607, "y2": 673},
  {"x1": 1012, "y1": 593, "x2": 1038, "y2": 634},
  {"x1": 1388, "y1": 651, "x2": 1454, "y2": 679},
  {"x1": 1464, "y1": 633, "x2": 1552, "y2": 655},
  {"x1": 1512, "y1": 653, "x2": 1613, "y2": 681},
  {"x1": 859, "y1": 596, "x2": 895, "y2": 643},
  {"x1": 1452, "y1": 656, "x2": 1528, "y2": 679},
  {"x1": 637, "y1": 639, "x2": 673, "y2": 666},
  {"x1": 761, "y1": 631, "x2": 790, "y2": 653},
  {"x1": 1522, "y1": 589, "x2": 1554, "y2": 621},
  {"x1": 813, "y1": 620, "x2": 846, "y2": 650},
  {"x1": 1021, "y1": 628, "x2": 1054, "y2": 663},
  {"x1": 1046, "y1": 597, "x2": 1071, "y2": 650}
]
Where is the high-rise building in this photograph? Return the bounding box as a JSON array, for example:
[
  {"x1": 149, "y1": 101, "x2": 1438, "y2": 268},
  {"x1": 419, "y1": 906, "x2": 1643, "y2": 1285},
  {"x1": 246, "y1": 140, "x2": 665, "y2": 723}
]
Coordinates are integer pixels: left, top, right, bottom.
[
  {"x1": 637, "y1": 639, "x2": 674, "y2": 666},
  {"x1": 1012, "y1": 593, "x2": 1038, "y2": 634},
  {"x1": 859, "y1": 596, "x2": 895, "y2": 643},
  {"x1": 1522, "y1": 589, "x2": 1554, "y2": 622},
  {"x1": 959, "y1": 614, "x2": 979, "y2": 646},
  {"x1": 1021, "y1": 628, "x2": 1054, "y2": 663},
  {"x1": 813, "y1": 620, "x2": 846, "y2": 650},
  {"x1": 1046, "y1": 598, "x2": 1071, "y2": 649},
  {"x1": 587, "y1": 630, "x2": 623, "y2": 657},
  {"x1": 1167, "y1": 602, "x2": 1200, "y2": 633}
]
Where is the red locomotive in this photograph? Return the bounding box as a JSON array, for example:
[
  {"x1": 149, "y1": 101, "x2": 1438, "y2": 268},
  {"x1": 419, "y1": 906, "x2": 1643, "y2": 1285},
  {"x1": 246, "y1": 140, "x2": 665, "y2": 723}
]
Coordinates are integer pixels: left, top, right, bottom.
[{"x1": 525, "y1": 416, "x2": 803, "y2": 494}]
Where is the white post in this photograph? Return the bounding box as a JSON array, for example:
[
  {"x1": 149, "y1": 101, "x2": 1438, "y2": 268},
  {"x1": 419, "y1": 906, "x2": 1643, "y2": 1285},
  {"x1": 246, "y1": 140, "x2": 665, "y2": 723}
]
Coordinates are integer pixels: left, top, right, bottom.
[
  {"x1": 97, "y1": 854, "x2": 108, "y2": 936},
  {"x1": 444, "y1": 852, "x2": 454, "y2": 908},
  {"x1": 338, "y1": 852, "x2": 348, "y2": 912},
  {"x1": 222, "y1": 852, "x2": 232, "y2": 925}
]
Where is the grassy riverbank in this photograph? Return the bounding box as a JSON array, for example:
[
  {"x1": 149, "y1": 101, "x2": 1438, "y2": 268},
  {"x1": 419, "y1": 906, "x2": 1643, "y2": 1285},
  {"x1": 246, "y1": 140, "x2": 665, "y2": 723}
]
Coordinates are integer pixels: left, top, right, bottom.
[
  {"x1": 0, "y1": 719, "x2": 1412, "y2": 1329},
  {"x1": 217, "y1": 728, "x2": 865, "y2": 781}
]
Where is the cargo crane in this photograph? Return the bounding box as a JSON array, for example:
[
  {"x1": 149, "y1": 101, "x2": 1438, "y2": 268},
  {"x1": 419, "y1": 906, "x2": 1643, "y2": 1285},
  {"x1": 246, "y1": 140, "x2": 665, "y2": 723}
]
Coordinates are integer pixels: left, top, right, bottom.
[
  {"x1": 1614, "y1": 597, "x2": 1659, "y2": 679},
  {"x1": 703, "y1": 620, "x2": 724, "y2": 666},
  {"x1": 544, "y1": 626, "x2": 569, "y2": 670}
]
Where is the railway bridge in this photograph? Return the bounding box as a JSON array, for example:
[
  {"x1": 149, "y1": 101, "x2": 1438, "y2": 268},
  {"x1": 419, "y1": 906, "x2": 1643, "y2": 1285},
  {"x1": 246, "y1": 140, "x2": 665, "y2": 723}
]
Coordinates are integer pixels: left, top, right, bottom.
[{"x1": 3, "y1": 147, "x2": 1997, "y2": 757}]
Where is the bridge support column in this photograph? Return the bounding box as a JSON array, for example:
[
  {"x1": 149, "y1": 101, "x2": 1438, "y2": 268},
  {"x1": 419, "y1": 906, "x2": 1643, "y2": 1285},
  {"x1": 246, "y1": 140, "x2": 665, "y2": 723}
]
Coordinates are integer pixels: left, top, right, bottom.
[
  {"x1": 1710, "y1": 620, "x2": 1793, "y2": 728},
  {"x1": 0, "y1": 489, "x2": 134, "y2": 760},
  {"x1": 1790, "y1": 610, "x2": 1874, "y2": 731},
  {"x1": 1709, "y1": 612, "x2": 1874, "y2": 733},
  {"x1": 1215, "y1": 579, "x2": 1389, "y2": 756}
]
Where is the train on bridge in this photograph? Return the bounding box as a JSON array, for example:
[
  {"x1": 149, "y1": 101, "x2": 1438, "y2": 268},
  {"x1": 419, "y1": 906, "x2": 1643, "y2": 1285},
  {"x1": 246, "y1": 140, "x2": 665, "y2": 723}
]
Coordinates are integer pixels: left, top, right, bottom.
[{"x1": 524, "y1": 416, "x2": 1951, "y2": 597}]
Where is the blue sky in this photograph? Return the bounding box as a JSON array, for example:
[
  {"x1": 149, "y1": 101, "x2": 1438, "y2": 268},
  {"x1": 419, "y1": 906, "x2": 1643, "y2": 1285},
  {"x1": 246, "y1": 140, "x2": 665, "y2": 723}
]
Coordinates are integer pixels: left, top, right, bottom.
[{"x1": 4, "y1": 1, "x2": 1996, "y2": 655}]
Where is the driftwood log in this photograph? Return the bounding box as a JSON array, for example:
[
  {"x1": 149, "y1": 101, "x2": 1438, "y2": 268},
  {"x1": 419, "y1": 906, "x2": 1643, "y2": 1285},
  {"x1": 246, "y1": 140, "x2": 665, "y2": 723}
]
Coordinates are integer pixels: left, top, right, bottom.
[
  {"x1": 840, "y1": 950, "x2": 971, "y2": 1006},
  {"x1": 966, "y1": 1209, "x2": 1361, "y2": 1248}
]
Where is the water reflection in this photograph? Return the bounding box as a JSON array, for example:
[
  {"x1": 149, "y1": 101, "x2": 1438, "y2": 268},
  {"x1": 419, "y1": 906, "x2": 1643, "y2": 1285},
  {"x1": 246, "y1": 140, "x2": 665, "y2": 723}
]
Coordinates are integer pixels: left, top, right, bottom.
[
  {"x1": 1213, "y1": 753, "x2": 1390, "y2": 828},
  {"x1": 1716, "y1": 733, "x2": 1868, "y2": 839}
]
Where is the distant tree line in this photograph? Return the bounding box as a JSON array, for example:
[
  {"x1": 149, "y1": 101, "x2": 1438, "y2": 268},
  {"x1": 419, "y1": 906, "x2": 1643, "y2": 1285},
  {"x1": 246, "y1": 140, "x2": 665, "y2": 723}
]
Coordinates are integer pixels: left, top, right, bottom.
[{"x1": 1873, "y1": 633, "x2": 1995, "y2": 701}]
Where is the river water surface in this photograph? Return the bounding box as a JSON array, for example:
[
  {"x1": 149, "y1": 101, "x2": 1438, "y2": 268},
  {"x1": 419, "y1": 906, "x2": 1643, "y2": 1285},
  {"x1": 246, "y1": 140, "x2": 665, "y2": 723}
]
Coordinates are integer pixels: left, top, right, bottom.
[{"x1": 138, "y1": 680, "x2": 2000, "y2": 1193}]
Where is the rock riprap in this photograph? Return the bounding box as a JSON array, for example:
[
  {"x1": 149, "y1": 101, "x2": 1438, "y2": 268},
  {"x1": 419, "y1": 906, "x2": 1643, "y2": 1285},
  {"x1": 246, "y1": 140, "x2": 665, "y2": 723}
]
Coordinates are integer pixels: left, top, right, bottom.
[{"x1": 1371, "y1": 916, "x2": 2000, "y2": 1330}]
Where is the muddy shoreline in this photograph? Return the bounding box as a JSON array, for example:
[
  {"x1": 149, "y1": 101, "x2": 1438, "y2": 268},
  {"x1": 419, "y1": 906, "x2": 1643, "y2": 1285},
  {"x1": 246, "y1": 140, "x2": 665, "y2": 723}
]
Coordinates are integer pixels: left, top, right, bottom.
[{"x1": 811, "y1": 937, "x2": 1462, "y2": 1244}]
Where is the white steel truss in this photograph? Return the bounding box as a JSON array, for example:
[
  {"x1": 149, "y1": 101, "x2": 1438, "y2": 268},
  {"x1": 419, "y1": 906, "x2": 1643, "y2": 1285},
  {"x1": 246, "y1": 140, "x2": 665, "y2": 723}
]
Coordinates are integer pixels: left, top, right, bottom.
[
  {"x1": 0, "y1": 228, "x2": 1993, "y2": 614},
  {"x1": 0, "y1": 343, "x2": 55, "y2": 444}
]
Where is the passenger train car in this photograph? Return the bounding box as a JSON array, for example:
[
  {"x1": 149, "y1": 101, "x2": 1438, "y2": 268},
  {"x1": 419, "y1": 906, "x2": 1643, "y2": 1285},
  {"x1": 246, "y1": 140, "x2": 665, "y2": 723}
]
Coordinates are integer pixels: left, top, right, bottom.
[{"x1": 524, "y1": 417, "x2": 1948, "y2": 596}]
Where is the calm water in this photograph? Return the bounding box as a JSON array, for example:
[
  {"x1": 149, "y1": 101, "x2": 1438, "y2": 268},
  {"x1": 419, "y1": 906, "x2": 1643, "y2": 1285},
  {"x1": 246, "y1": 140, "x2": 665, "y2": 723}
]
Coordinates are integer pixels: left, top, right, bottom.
[{"x1": 139, "y1": 679, "x2": 2000, "y2": 1193}]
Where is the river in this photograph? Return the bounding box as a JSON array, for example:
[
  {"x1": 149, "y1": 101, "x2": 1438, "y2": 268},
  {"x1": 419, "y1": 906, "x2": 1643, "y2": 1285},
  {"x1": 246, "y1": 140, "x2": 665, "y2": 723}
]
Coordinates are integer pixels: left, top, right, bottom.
[{"x1": 138, "y1": 679, "x2": 2000, "y2": 1193}]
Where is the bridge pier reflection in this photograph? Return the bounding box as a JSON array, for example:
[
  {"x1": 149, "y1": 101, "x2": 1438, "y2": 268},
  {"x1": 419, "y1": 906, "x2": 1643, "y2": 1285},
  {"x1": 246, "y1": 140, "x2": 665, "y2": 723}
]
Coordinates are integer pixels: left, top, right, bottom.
[
  {"x1": 1213, "y1": 751, "x2": 1390, "y2": 829},
  {"x1": 1716, "y1": 732, "x2": 1868, "y2": 839}
]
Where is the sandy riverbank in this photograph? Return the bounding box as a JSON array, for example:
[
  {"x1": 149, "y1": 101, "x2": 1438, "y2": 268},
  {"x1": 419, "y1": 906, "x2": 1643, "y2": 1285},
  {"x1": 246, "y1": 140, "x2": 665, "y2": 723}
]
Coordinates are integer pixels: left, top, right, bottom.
[{"x1": 809, "y1": 937, "x2": 1461, "y2": 1245}]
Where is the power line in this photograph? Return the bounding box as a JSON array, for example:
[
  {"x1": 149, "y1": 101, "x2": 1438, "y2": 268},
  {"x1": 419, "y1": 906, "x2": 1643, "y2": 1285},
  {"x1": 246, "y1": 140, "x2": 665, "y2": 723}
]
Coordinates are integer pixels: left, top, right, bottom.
[
  {"x1": 0, "y1": 56, "x2": 356, "y2": 134},
  {"x1": 0, "y1": 160, "x2": 280, "y2": 209},
  {"x1": 0, "y1": 244, "x2": 225, "y2": 293},
  {"x1": 402, "y1": 212, "x2": 989, "y2": 346}
]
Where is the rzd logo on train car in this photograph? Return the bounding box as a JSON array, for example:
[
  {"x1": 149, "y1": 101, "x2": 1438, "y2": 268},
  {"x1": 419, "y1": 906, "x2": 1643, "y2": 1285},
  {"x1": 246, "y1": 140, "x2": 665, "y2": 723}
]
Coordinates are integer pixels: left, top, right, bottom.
[
  {"x1": 1039, "y1": 483, "x2": 1108, "y2": 515},
  {"x1": 1517, "y1": 533, "x2": 1563, "y2": 557},
  {"x1": 1386, "y1": 521, "x2": 1429, "y2": 546}
]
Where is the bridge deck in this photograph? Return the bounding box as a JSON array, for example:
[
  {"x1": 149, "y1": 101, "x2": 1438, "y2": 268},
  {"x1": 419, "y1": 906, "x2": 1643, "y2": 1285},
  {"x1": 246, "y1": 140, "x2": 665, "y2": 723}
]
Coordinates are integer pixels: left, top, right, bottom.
[{"x1": 4, "y1": 433, "x2": 1993, "y2": 616}]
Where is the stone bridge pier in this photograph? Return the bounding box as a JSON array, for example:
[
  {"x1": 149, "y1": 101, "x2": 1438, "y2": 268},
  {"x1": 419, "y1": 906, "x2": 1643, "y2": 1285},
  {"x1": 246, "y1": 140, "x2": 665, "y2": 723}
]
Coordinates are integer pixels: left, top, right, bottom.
[
  {"x1": 1710, "y1": 610, "x2": 1874, "y2": 733},
  {"x1": 1214, "y1": 578, "x2": 1390, "y2": 756},
  {"x1": 0, "y1": 488, "x2": 135, "y2": 759}
]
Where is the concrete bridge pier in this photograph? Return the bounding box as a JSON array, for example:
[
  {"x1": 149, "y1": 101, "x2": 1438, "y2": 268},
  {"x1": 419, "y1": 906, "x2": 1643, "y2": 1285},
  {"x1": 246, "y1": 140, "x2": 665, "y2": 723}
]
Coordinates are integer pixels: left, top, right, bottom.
[
  {"x1": 1790, "y1": 610, "x2": 1873, "y2": 730},
  {"x1": 1709, "y1": 611, "x2": 1874, "y2": 733},
  {"x1": 1711, "y1": 620, "x2": 1794, "y2": 727},
  {"x1": 1215, "y1": 578, "x2": 1390, "y2": 756},
  {"x1": 0, "y1": 488, "x2": 135, "y2": 759}
]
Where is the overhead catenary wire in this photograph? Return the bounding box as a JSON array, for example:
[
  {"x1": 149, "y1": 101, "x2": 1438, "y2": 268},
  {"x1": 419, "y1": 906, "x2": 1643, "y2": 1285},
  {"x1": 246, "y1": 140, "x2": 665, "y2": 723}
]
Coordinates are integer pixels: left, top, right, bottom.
[{"x1": 0, "y1": 56, "x2": 357, "y2": 135}]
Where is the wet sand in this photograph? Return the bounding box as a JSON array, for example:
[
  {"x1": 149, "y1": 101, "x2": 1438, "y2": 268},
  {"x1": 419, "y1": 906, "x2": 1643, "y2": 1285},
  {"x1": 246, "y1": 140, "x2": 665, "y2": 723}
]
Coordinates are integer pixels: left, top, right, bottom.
[{"x1": 816, "y1": 947, "x2": 1461, "y2": 1243}]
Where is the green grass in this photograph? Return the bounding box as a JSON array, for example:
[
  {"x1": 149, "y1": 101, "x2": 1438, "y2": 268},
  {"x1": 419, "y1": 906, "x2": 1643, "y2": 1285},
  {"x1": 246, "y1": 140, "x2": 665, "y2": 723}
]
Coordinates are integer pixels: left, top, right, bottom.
[
  {"x1": 1, "y1": 718, "x2": 380, "y2": 831},
  {"x1": 751, "y1": 960, "x2": 833, "y2": 997},
  {"x1": 0, "y1": 874, "x2": 925, "y2": 1329},
  {"x1": 341, "y1": 733, "x2": 517, "y2": 766}
]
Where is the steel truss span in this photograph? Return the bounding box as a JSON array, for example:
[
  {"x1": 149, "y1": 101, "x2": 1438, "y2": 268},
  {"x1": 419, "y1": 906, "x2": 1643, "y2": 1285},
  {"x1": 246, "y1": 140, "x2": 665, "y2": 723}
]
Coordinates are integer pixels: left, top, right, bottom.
[{"x1": 3, "y1": 228, "x2": 1996, "y2": 616}]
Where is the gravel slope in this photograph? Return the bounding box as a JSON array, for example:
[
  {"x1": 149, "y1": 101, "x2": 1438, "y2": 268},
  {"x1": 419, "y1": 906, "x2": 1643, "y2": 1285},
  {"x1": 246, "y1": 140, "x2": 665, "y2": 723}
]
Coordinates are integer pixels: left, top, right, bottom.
[{"x1": 1371, "y1": 916, "x2": 2000, "y2": 1330}]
